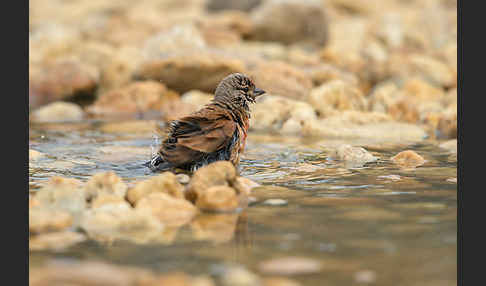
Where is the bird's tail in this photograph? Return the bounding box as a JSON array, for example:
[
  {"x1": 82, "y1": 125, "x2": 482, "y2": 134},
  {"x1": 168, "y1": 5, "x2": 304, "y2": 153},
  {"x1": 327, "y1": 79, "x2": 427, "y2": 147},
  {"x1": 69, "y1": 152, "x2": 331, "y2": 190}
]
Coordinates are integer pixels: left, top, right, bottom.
[{"x1": 144, "y1": 154, "x2": 171, "y2": 172}]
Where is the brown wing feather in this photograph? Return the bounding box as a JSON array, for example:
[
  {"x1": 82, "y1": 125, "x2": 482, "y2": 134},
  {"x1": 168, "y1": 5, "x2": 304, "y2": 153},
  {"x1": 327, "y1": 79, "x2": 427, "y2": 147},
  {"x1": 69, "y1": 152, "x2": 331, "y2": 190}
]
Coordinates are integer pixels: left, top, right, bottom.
[{"x1": 160, "y1": 105, "x2": 237, "y2": 164}]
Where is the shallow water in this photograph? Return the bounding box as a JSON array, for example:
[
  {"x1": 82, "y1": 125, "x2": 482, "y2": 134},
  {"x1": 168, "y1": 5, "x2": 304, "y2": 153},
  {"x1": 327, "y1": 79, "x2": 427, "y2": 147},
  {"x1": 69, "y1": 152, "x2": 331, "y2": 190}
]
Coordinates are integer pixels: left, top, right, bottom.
[{"x1": 29, "y1": 120, "x2": 457, "y2": 286}]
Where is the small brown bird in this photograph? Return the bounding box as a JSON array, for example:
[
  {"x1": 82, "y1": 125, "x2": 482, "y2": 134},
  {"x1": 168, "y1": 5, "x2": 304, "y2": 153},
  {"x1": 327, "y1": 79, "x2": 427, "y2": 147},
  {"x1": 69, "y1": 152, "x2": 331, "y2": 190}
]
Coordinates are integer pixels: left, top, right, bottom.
[{"x1": 147, "y1": 73, "x2": 265, "y2": 172}]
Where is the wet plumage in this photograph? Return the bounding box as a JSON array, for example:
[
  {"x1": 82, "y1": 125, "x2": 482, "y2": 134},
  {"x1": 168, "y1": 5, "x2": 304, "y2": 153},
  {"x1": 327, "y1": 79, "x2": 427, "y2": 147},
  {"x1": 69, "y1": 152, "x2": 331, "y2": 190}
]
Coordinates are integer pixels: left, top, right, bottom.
[{"x1": 147, "y1": 73, "x2": 265, "y2": 172}]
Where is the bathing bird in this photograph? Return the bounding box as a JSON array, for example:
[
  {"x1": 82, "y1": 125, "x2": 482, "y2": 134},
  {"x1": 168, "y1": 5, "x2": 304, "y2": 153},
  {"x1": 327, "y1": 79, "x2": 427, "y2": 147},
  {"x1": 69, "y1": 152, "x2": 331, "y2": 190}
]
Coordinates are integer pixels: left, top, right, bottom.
[{"x1": 147, "y1": 73, "x2": 265, "y2": 172}]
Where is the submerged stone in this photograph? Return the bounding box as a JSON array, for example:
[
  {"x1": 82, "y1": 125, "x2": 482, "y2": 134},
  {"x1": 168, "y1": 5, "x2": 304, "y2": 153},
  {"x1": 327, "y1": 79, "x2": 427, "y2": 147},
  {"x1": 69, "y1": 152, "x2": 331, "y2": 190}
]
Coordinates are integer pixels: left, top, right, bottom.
[
  {"x1": 390, "y1": 150, "x2": 425, "y2": 168},
  {"x1": 127, "y1": 172, "x2": 185, "y2": 205}
]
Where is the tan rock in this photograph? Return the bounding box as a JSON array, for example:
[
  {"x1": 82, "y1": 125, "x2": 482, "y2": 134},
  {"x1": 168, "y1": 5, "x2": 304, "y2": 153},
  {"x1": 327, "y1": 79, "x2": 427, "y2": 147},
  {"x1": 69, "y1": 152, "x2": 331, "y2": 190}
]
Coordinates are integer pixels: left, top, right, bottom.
[
  {"x1": 439, "y1": 41, "x2": 457, "y2": 73},
  {"x1": 80, "y1": 203, "x2": 164, "y2": 244},
  {"x1": 221, "y1": 266, "x2": 262, "y2": 286},
  {"x1": 199, "y1": 11, "x2": 254, "y2": 39},
  {"x1": 141, "y1": 24, "x2": 207, "y2": 59},
  {"x1": 200, "y1": 25, "x2": 241, "y2": 47},
  {"x1": 84, "y1": 171, "x2": 127, "y2": 201},
  {"x1": 196, "y1": 186, "x2": 239, "y2": 212},
  {"x1": 162, "y1": 90, "x2": 214, "y2": 121},
  {"x1": 180, "y1": 90, "x2": 214, "y2": 108},
  {"x1": 31, "y1": 102, "x2": 85, "y2": 122},
  {"x1": 98, "y1": 46, "x2": 142, "y2": 93},
  {"x1": 136, "y1": 193, "x2": 198, "y2": 227},
  {"x1": 437, "y1": 104, "x2": 457, "y2": 139},
  {"x1": 387, "y1": 53, "x2": 456, "y2": 88},
  {"x1": 383, "y1": 79, "x2": 445, "y2": 124},
  {"x1": 99, "y1": 120, "x2": 158, "y2": 134},
  {"x1": 29, "y1": 260, "x2": 152, "y2": 286},
  {"x1": 127, "y1": 172, "x2": 185, "y2": 205},
  {"x1": 439, "y1": 139, "x2": 457, "y2": 153},
  {"x1": 328, "y1": 0, "x2": 384, "y2": 14},
  {"x1": 29, "y1": 231, "x2": 86, "y2": 251},
  {"x1": 34, "y1": 177, "x2": 86, "y2": 216},
  {"x1": 259, "y1": 257, "x2": 322, "y2": 275},
  {"x1": 29, "y1": 207, "x2": 73, "y2": 234},
  {"x1": 91, "y1": 194, "x2": 128, "y2": 209},
  {"x1": 302, "y1": 119, "x2": 426, "y2": 142},
  {"x1": 303, "y1": 64, "x2": 359, "y2": 87},
  {"x1": 29, "y1": 59, "x2": 98, "y2": 109},
  {"x1": 338, "y1": 207, "x2": 402, "y2": 221},
  {"x1": 354, "y1": 270, "x2": 377, "y2": 284},
  {"x1": 390, "y1": 150, "x2": 425, "y2": 168},
  {"x1": 29, "y1": 24, "x2": 81, "y2": 65},
  {"x1": 247, "y1": 61, "x2": 313, "y2": 100},
  {"x1": 251, "y1": 95, "x2": 316, "y2": 133},
  {"x1": 29, "y1": 149, "x2": 45, "y2": 161},
  {"x1": 263, "y1": 277, "x2": 302, "y2": 286},
  {"x1": 307, "y1": 80, "x2": 368, "y2": 118},
  {"x1": 233, "y1": 177, "x2": 260, "y2": 196},
  {"x1": 176, "y1": 173, "x2": 191, "y2": 185},
  {"x1": 29, "y1": 196, "x2": 41, "y2": 208},
  {"x1": 145, "y1": 272, "x2": 193, "y2": 286},
  {"x1": 368, "y1": 81, "x2": 400, "y2": 113},
  {"x1": 87, "y1": 81, "x2": 179, "y2": 117},
  {"x1": 186, "y1": 161, "x2": 237, "y2": 203},
  {"x1": 191, "y1": 213, "x2": 240, "y2": 243},
  {"x1": 443, "y1": 87, "x2": 457, "y2": 107},
  {"x1": 319, "y1": 18, "x2": 368, "y2": 72},
  {"x1": 331, "y1": 144, "x2": 377, "y2": 166},
  {"x1": 134, "y1": 52, "x2": 247, "y2": 94},
  {"x1": 249, "y1": 0, "x2": 328, "y2": 45}
]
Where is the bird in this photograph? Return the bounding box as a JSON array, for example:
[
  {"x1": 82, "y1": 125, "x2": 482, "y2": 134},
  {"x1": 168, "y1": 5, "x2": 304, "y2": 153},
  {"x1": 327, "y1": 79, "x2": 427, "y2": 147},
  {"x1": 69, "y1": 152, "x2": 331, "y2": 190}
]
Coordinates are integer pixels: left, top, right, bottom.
[{"x1": 147, "y1": 73, "x2": 265, "y2": 172}]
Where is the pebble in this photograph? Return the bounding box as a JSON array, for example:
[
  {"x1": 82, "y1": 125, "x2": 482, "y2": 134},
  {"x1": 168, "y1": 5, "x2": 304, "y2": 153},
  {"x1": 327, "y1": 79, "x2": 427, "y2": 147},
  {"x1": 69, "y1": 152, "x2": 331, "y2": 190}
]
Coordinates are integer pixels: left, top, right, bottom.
[
  {"x1": 439, "y1": 139, "x2": 457, "y2": 153},
  {"x1": 258, "y1": 256, "x2": 322, "y2": 275},
  {"x1": 126, "y1": 172, "x2": 185, "y2": 205},
  {"x1": 176, "y1": 173, "x2": 191, "y2": 185},
  {"x1": 446, "y1": 177, "x2": 457, "y2": 183},
  {"x1": 233, "y1": 177, "x2": 261, "y2": 196},
  {"x1": 31, "y1": 101, "x2": 85, "y2": 123},
  {"x1": 377, "y1": 174, "x2": 401, "y2": 181},
  {"x1": 354, "y1": 270, "x2": 377, "y2": 284},
  {"x1": 196, "y1": 186, "x2": 239, "y2": 212},
  {"x1": 263, "y1": 199, "x2": 288, "y2": 206},
  {"x1": 331, "y1": 144, "x2": 377, "y2": 166},
  {"x1": 135, "y1": 193, "x2": 198, "y2": 227},
  {"x1": 29, "y1": 208, "x2": 73, "y2": 234},
  {"x1": 29, "y1": 231, "x2": 86, "y2": 251},
  {"x1": 191, "y1": 213, "x2": 240, "y2": 243},
  {"x1": 84, "y1": 171, "x2": 127, "y2": 201},
  {"x1": 186, "y1": 161, "x2": 237, "y2": 203},
  {"x1": 262, "y1": 277, "x2": 302, "y2": 286},
  {"x1": 390, "y1": 150, "x2": 425, "y2": 168},
  {"x1": 29, "y1": 149, "x2": 46, "y2": 161},
  {"x1": 34, "y1": 177, "x2": 86, "y2": 216},
  {"x1": 221, "y1": 266, "x2": 261, "y2": 286},
  {"x1": 79, "y1": 203, "x2": 164, "y2": 244}
]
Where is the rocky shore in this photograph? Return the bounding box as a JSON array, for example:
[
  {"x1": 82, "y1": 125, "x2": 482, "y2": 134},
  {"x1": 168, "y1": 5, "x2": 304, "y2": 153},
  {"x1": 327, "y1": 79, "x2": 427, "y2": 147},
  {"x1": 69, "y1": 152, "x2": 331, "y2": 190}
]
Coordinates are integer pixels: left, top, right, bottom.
[
  {"x1": 30, "y1": 0, "x2": 457, "y2": 141},
  {"x1": 29, "y1": 0, "x2": 457, "y2": 285}
]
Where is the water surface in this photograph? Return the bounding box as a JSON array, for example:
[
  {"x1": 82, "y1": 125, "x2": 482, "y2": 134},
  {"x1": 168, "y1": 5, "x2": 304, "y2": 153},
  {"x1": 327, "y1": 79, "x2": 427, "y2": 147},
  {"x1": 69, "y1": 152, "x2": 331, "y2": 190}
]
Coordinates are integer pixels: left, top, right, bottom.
[{"x1": 29, "y1": 120, "x2": 457, "y2": 286}]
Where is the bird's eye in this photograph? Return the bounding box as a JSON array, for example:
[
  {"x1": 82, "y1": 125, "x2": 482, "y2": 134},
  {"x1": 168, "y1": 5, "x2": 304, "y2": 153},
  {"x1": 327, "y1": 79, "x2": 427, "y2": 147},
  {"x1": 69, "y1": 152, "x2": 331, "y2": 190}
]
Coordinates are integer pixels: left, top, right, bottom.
[{"x1": 242, "y1": 87, "x2": 249, "y2": 92}]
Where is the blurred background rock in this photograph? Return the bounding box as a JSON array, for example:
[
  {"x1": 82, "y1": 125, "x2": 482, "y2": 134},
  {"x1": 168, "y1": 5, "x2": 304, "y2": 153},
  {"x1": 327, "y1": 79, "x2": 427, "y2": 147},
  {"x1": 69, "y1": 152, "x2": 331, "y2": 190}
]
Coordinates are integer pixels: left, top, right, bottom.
[{"x1": 29, "y1": 0, "x2": 457, "y2": 139}]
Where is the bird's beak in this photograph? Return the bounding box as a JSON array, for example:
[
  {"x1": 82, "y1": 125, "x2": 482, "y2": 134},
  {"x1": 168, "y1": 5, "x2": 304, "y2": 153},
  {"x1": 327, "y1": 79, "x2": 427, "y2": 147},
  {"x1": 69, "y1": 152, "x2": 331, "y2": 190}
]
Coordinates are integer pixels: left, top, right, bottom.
[{"x1": 254, "y1": 87, "x2": 266, "y2": 96}]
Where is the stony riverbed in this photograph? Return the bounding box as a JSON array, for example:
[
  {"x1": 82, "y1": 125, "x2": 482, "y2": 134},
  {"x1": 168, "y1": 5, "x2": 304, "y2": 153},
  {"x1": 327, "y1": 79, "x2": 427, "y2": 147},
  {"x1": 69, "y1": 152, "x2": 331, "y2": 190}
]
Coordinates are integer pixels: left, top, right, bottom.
[{"x1": 29, "y1": 0, "x2": 457, "y2": 285}]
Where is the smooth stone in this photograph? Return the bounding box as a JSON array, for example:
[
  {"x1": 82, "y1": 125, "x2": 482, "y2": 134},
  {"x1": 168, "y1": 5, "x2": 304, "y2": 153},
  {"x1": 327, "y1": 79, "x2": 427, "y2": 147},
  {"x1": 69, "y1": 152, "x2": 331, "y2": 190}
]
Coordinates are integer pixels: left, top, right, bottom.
[
  {"x1": 29, "y1": 231, "x2": 86, "y2": 251},
  {"x1": 258, "y1": 256, "x2": 322, "y2": 275},
  {"x1": 263, "y1": 199, "x2": 288, "y2": 206}
]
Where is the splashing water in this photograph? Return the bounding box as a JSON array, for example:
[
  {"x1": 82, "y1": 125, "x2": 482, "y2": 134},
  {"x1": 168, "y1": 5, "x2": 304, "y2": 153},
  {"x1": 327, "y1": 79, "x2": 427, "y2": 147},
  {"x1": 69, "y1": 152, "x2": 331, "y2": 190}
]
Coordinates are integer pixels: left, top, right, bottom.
[{"x1": 150, "y1": 133, "x2": 160, "y2": 159}]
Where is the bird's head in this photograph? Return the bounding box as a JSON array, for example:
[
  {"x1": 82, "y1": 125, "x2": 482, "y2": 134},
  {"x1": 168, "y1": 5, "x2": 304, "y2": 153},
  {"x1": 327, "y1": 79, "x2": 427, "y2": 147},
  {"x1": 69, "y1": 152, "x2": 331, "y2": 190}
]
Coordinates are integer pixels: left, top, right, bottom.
[{"x1": 214, "y1": 73, "x2": 266, "y2": 110}]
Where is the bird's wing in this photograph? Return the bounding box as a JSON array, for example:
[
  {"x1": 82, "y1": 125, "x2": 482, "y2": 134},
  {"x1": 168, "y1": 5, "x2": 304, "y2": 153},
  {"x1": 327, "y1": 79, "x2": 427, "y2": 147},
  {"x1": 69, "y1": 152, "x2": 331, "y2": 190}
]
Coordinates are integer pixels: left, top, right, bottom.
[{"x1": 164, "y1": 107, "x2": 237, "y2": 154}]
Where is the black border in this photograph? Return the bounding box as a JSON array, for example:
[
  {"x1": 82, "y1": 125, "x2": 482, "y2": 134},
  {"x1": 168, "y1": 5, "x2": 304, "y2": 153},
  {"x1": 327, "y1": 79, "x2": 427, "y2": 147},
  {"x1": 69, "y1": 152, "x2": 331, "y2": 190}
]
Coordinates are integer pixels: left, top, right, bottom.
[{"x1": 457, "y1": 0, "x2": 462, "y2": 284}]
